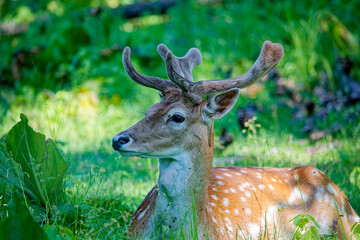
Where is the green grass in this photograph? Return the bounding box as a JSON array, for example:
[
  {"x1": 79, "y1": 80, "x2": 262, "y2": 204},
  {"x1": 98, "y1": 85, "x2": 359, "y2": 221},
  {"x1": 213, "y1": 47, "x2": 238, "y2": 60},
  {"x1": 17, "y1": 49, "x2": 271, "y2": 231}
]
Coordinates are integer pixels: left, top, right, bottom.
[{"x1": 1, "y1": 84, "x2": 359, "y2": 239}]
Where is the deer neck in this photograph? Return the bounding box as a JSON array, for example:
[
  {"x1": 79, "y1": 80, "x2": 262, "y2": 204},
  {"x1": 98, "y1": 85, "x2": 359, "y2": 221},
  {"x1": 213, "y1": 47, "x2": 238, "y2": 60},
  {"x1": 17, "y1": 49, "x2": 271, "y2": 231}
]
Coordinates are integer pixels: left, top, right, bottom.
[{"x1": 154, "y1": 124, "x2": 214, "y2": 236}]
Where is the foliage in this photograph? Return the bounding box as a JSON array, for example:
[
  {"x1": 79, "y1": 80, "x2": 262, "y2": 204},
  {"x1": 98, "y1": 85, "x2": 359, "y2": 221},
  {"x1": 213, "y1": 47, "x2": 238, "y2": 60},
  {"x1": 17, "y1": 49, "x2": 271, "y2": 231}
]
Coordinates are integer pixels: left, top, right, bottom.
[
  {"x1": 290, "y1": 214, "x2": 321, "y2": 240},
  {"x1": 0, "y1": 194, "x2": 48, "y2": 240},
  {"x1": 351, "y1": 221, "x2": 360, "y2": 239},
  {"x1": 0, "y1": 194, "x2": 75, "y2": 240},
  {"x1": 44, "y1": 225, "x2": 76, "y2": 240},
  {"x1": 0, "y1": 114, "x2": 67, "y2": 208}
]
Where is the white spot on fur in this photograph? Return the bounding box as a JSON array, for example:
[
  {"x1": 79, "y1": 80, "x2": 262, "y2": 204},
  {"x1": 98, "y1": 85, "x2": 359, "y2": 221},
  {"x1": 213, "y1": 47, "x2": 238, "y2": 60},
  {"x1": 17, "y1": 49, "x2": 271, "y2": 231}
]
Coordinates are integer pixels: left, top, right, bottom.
[
  {"x1": 224, "y1": 173, "x2": 232, "y2": 177},
  {"x1": 294, "y1": 174, "x2": 299, "y2": 181},
  {"x1": 330, "y1": 199, "x2": 337, "y2": 209},
  {"x1": 241, "y1": 197, "x2": 246, "y2": 202},
  {"x1": 284, "y1": 179, "x2": 288, "y2": 183},
  {"x1": 223, "y1": 197, "x2": 230, "y2": 207},
  {"x1": 224, "y1": 189, "x2": 229, "y2": 193},
  {"x1": 230, "y1": 188, "x2": 236, "y2": 193},
  {"x1": 268, "y1": 184, "x2": 275, "y2": 190},
  {"x1": 245, "y1": 191, "x2": 251, "y2": 198},
  {"x1": 210, "y1": 202, "x2": 216, "y2": 207},
  {"x1": 327, "y1": 184, "x2": 338, "y2": 197},
  {"x1": 288, "y1": 188, "x2": 301, "y2": 205},
  {"x1": 211, "y1": 195, "x2": 218, "y2": 200},
  {"x1": 206, "y1": 205, "x2": 211, "y2": 212},
  {"x1": 324, "y1": 193, "x2": 330, "y2": 203},
  {"x1": 137, "y1": 205, "x2": 150, "y2": 220},
  {"x1": 240, "y1": 170, "x2": 248, "y2": 173},
  {"x1": 248, "y1": 223, "x2": 260, "y2": 238},
  {"x1": 278, "y1": 180, "x2": 283, "y2": 183},
  {"x1": 257, "y1": 169, "x2": 263, "y2": 172},
  {"x1": 217, "y1": 181, "x2": 224, "y2": 185},
  {"x1": 216, "y1": 175, "x2": 223, "y2": 179},
  {"x1": 315, "y1": 191, "x2": 323, "y2": 201},
  {"x1": 342, "y1": 206, "x2": 348, "y2": 221},
  {"x1": 350, "y1": 215, "x2": 360, "y2": 222},
  {"x1": 225, "y1": 209, "x2": 230, "y2": 214},
  {"x1": 271, "y1": 178, "x2": 277, "y2": 182},
  {"x1": 303, "y1": 193, "x2": 309, "y2": 202},
  {"x1": 266, "y1": 205, "x2": 278, "y2": 220},
  {"x1": 245, "y1": 208, "x2": 251, "y2": 215},
  {"x1": 235, "y1": 172, "x2": 242, "y2": 176},
  {"x1": 212, "y1": 216, "x2": 217, "y2": 224},
  {"x1": 234, "y1": 209, "x2": 239, "y2": 215},
  {"x1": 226, "y1": 224, "x2": 234, "y2": 232},
  {"x1": 238, "y1": 182, "x2": 250, "y2": 192},
  {"x1": 259, "y1": 184, "x2": 265, "y2": 190}
]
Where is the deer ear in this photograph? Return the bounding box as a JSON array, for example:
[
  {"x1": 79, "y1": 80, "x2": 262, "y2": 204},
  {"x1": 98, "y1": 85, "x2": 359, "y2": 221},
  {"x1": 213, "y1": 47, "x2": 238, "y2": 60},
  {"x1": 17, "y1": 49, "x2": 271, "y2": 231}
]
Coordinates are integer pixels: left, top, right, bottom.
[{"x1": 203, "y1": 88, "x2": 240, "y2": 120}]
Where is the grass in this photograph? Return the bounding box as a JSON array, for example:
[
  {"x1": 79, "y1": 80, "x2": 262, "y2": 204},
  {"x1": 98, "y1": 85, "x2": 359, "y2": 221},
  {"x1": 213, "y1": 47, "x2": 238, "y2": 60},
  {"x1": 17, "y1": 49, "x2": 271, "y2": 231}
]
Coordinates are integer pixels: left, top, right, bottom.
[{"x1": 1, "y1": 0, "x2": 360, "y2": 239}]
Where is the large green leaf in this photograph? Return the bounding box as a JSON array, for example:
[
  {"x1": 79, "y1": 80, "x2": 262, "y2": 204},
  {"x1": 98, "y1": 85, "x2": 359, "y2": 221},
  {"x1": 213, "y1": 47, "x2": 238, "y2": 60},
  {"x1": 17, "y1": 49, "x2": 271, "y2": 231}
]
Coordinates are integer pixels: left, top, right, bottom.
[
  {"x1": 0, "y1": 194, "x2": 48, "y2": 240},
  {"x1": 0, "y1": 138, "x2": 35, "y2": 199},
  {"x1": 3, "y1": 114, "x2": 67, "y2": 206}
]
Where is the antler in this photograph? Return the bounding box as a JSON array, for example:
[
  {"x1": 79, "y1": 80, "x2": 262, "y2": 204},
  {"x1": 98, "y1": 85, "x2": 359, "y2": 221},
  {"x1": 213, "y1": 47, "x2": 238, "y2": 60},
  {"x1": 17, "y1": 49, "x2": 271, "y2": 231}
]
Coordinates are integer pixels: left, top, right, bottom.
[
  {"x1": 190, "y1": 41, "x2": 284, "y2": 95},
  {"x1": 163, "y1": 47, "x2": 203, "y2": 103},
  {"x1": 157, "y1": 44, "x2": 202, "y2": 82},
  {"x1": 122, "y1": 41, "x2": 284, "y2": 103},
  {"x1": 122, "y1": 47, "x2": 178, "y2": 92}
]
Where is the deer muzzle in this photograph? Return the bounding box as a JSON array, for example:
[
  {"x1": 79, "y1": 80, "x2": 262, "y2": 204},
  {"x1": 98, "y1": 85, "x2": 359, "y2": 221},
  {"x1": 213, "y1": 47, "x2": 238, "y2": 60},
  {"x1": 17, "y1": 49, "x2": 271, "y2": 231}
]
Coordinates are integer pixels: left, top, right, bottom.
[{"x1": 112, "y1": 133, "x2": 131, "y2": 151}]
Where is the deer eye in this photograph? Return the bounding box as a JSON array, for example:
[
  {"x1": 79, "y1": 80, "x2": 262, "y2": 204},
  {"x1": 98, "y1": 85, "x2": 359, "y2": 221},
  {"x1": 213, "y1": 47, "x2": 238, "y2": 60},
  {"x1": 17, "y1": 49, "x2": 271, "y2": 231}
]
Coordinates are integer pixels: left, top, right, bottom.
[{"x1": 170, "y1": 114, "x2": 185, "y2": 123}]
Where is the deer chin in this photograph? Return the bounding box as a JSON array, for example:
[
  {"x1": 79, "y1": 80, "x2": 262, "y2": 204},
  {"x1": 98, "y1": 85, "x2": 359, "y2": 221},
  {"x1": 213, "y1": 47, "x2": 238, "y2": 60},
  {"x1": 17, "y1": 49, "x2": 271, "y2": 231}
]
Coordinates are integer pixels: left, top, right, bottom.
[
  {"x1": 117, "y1": 150, "x2": 140, "y2": 157},
  {"x1": 118, "y1": 148, "x2": 179, "y2": 159},
  {"x1": 117, "y1": 148, "x2": 162, "y2": 158}
]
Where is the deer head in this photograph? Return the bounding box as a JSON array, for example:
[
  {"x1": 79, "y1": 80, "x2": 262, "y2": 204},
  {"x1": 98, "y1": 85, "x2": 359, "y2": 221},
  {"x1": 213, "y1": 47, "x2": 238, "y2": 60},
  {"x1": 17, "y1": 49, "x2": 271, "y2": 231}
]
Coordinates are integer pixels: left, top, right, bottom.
[{"x1": 112, "y1": 41, "x2": 284, "y2": 159}]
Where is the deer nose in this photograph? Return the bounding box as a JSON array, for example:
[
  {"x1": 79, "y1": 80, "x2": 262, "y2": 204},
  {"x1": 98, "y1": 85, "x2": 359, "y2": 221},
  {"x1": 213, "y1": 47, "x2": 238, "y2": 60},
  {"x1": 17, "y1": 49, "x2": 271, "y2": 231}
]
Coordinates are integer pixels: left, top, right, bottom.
[{"x1": 112, "y1": 135, "x2": 130, "y2": 150}]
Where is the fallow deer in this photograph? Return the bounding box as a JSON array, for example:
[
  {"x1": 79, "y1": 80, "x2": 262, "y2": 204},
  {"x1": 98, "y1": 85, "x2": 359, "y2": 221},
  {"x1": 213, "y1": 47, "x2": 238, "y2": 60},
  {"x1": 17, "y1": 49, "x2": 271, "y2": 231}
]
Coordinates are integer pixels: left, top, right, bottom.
[{"x1": 112, "y1": 41, "x2": 359, "y2": 239}]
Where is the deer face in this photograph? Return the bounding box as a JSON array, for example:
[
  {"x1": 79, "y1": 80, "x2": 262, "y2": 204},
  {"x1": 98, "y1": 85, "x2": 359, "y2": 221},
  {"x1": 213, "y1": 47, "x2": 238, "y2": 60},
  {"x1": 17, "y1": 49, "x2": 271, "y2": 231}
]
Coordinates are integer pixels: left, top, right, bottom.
[
  {"x1": 112, "y1": 88, "x2": 240, "y2": 158},
  {"x1": 112, "y1": 90, "x2": 199, "y2": 158}
]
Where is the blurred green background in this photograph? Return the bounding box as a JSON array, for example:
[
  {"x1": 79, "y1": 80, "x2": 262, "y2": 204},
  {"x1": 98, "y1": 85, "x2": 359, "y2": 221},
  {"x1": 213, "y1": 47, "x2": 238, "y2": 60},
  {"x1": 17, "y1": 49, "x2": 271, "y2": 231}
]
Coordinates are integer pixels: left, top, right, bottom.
[{"x1": 0, "y1": 0, "x2": 360, "y2": 239}]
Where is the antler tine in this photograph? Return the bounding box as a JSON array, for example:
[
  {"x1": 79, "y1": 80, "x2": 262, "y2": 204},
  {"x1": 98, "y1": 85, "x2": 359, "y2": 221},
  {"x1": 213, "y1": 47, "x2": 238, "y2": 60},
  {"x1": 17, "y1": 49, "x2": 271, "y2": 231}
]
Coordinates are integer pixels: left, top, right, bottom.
[
  {"x1": 122, "y1": 47, "x2": 178, "y2": 92},
  {"x1": 157, "y1": 44, "x2": 202, "y2": 82},
  {"x1": 191, "y1": 41, "x2": 284, "y2": 95},
  {"x1": 165, "y1": 51, "x2": 203, "y2": 104}
]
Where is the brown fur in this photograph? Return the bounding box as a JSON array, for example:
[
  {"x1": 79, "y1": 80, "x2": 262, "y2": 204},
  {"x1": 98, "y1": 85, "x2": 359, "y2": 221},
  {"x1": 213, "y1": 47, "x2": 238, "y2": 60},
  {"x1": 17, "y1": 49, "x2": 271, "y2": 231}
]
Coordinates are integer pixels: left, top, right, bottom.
[{"x1": 128, "y1": 166, "x2": 359, "y2": 239}]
